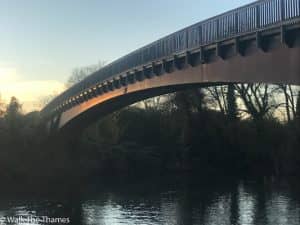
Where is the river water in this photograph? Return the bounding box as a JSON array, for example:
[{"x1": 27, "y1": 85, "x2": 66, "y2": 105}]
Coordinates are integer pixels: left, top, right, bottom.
[{"x1": 0, "y1": 175, "x2": 299, "y2": 225}]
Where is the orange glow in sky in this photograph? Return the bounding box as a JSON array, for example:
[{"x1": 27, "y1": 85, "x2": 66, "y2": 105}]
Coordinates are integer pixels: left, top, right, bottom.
[{"x1": 0, "y1": 67, "x2": 65, "y2": 112}]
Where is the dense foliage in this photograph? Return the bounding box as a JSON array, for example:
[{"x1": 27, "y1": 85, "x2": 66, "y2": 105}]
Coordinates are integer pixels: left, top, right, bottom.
[
  {"x1": 78, "y1": 86, "x2": 300, "y2": 177},
  {"x1": 0, "y1": 84, "x2": 300, "y2": 187}
]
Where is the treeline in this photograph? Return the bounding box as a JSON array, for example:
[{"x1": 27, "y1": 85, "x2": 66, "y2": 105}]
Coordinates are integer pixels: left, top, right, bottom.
[
  {"x1": 76, "y1": 83, "x2": 300, "y2": 177},
  {"x1": 0, "y1": 96, "x2": 79, "y2": 187},
  {"x1": 0, "y1": 83, "x2": 300, "y2": 187}
]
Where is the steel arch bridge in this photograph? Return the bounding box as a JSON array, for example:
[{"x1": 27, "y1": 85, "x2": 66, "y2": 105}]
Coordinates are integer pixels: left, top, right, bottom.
[{"x1": 41, "y1": 0, "x2": 300, "y2": 132}]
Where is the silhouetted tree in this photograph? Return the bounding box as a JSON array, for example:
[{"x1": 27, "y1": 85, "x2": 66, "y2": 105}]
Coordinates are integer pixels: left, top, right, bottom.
[
  {"x1": 206, "y1": 85, "x2": 227, "y2": 115},
  {"x1": 141, "y1": 96, "x2": 162, "y2": 111},
  {"x1": 193, "y1": 88, "x2": 206, "y2": 112},
  {"x1": 84, "y1": 111, "x2": 121, "y2": 145},
  {"x1": 235, "y1": 83, "x2": 279, "y2": 121},
  {"x1": 0, "y1": 94, "x2": 5, "y2": 117},
  {"x1": 172, "y1": 89, "x2": 205, "y2": 113},
  {"x1": 278, "y1": 84, "x2": 297, "y2": 121},
  {"x1": 227, "y1": 84, "x2": 238, "y2": 121},
  {"x1": 4, "y1": 96, "x2": 23, "y2": 132},
  {"x1": 172, "y1": 91, "x2": 193, "y2": 145},
  {"x1": 66, "y1": 61, "x2": 106, "y2": 87},
  {"x1": 170, "y1": 89, "x2": 205, "y2": 147},
  {"x1": 296, "y1": 91, "x2": 300, "y2": 121},
  {"x1": 38, "y1": 93, "x2": 59, "y2": 108}
]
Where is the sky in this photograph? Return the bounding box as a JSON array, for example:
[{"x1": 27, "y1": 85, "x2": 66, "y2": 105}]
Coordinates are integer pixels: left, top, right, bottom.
[{"x1": 0, "y1": 0, "x2": 253, "y2": 112}]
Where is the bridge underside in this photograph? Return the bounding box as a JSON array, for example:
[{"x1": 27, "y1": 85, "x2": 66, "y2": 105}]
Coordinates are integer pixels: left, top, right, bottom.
[{"x1": 49, "y1": 27, "x2": 300, "y2": 133}]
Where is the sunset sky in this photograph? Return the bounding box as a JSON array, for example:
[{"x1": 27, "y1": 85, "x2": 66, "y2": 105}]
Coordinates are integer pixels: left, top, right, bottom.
[{"x1": 0, "y1": 0, "x2": 253, "y2": 112}]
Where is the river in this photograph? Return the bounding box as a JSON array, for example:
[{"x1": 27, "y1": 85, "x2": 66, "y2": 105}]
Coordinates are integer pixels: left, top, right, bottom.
[{"x1": 0, "y1": 175, "x2": 299, "y2": 225}]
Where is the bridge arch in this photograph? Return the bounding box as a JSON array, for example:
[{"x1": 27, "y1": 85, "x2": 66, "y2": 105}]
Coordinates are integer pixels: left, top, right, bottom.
[
  {"x1": 53, "y1": 39, "x2": 300, "y2": 132},
  {"x1": 41, "y1": 0, "x2": 300, "y2": 132}
]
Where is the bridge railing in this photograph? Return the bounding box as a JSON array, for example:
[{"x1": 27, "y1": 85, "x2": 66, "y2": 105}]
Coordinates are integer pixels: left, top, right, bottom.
[{"x1": 42, "y1": 0, "x2": 300, "y2": 117}]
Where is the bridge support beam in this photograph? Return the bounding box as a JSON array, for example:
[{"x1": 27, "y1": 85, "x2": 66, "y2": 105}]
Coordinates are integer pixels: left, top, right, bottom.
[
  {"x1": 135, "y1": 69, "x2": 145, "y2": 81},
  {"x1": 143, "y1": 66, "x2": 154, "y2": 79},
  {"x1": 216, "y1": 43, "x2": 225, "y2": 60},
  {"x1": 200, "y1": 47, "x2": 206, "y2": 64},
  {"x1": 97, "y1": 84, "x2": 104, "y2": 95},
  {"x1": 153, "y1": 62, "x2": 164, "y2": 76},
  {"x1": 108, "y1": 81, "x2": 114, "y2": 91},
  {"x1": 102, "y1": 82, "x2": 109, "y2": 93},
  {"x1": 163, "y1": 59, "x2": 173, "y2": 73},
  {"x1": 256, "y1": 32, "x2": 267, "y2": 52},
  {"x1": 113, "y1": 78, "x2": 121, "y2": 89},
  {"x1": 127, "y1": 72, "x2": 136, "y2": 84},
  {"x1": 120, "y1": 75, "x2": 128, "y2": 86},
  {"x1": 234, "y1": 38, "x2": 244, "y2": 56}
]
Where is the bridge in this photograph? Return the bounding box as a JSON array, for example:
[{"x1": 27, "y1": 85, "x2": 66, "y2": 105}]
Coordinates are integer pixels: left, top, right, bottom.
[{"x1": 42, "y1": 0, "x2": 300, "y2": 132}]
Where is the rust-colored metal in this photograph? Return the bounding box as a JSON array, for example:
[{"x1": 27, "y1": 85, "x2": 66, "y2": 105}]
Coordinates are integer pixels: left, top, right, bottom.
[
  {"x1": 58, "y1": 41, "x2": 300, "y2": 131},
  {"x1": 42, "y1": 0, "x2": 300, "y2": 133}
]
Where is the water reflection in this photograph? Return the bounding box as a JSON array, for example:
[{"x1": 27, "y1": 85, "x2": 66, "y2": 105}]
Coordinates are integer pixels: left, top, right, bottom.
[{"x1": 0, "y1": 177, "x2": 299, "y2": 225}]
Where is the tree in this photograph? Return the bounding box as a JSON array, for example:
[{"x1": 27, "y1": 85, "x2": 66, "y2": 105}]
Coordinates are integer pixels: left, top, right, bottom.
[
  {"x1": 0, "y1": 94, "x2": 5, "y2": 117},
  {"x1": 278, "y1": 84, "x2": 297, "y2": 122},
  {"x1": 235, "y1": 83, "x2": 280, "y2": 121},
  {"x1": 4, "y1": 96, "x2": 23, "y2": 132},
  {"x1": 296, "y1": 91, "x2": 300, "y2": 121},
  {"x1": 66, "y1": 61, "x2": 106, "y2": 88},
  {"x1": 170, "y1": 89, "x2": 206, "y2": 146},
  {"x1": 172, "y1": 89, "x2": 206, "y2": 113},
  {"x1": 141, "y1": 96, "x2": 162, "y2": 111},
  {"x1": 206, "y1": 84, "x2": 238, "y2": 120},
  {"x1": 227, "y1": 84, "x2": 238, "y2": 121},
  {"x1": 206, "y1": 85, "x2": 228, "y2": 115},
  {"x1": 38, "y1": 92, "x2": 59, "y2": 108}
]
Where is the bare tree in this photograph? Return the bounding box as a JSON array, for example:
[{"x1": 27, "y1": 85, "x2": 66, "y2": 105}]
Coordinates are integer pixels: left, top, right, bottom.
[
  {"x1": 227, "y1": 84, "x2": 238, "y2": 121},
  {"x1": 142, "y1": 96, "x2": 162, "y2": 111},
  {"x1": 278, "y1": 84, "x2": 298, "y2": 121},
  {"x1": 296, "y1": 91, "x2": 300, "y2": 120},
  {"x1": 235, "y1": 83, "x2": 281, "y2": 121},
  {"x1": 205, "y1": 84, "x2": 239, "y2": 120},
  {"x1": 38, "y1": 93, "x2": 59, "y2": 108},
  {"x1": 206, "y1": 85, "x2": 228, "y2": 115},
  {"x1": 66, "y1": 61, "x2": 106, "y2": 88}
]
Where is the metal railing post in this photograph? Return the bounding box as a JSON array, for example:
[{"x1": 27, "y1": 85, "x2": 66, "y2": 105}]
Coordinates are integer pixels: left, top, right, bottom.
[
  {"x1": 234, "y1": 11, "x2": 238, "y2": 33},
  {"x1": 256, "y1": 4, "x2": 261, "y2": 29},
  {"x1": 281, "y1": 0, "x2": 285, "y2": 21}
]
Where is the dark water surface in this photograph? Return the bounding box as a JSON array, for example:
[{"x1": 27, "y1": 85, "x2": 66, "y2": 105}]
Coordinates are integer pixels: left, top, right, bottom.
[{"x1": 0, "y1": 175, "x2": 300, "y2": 225}]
